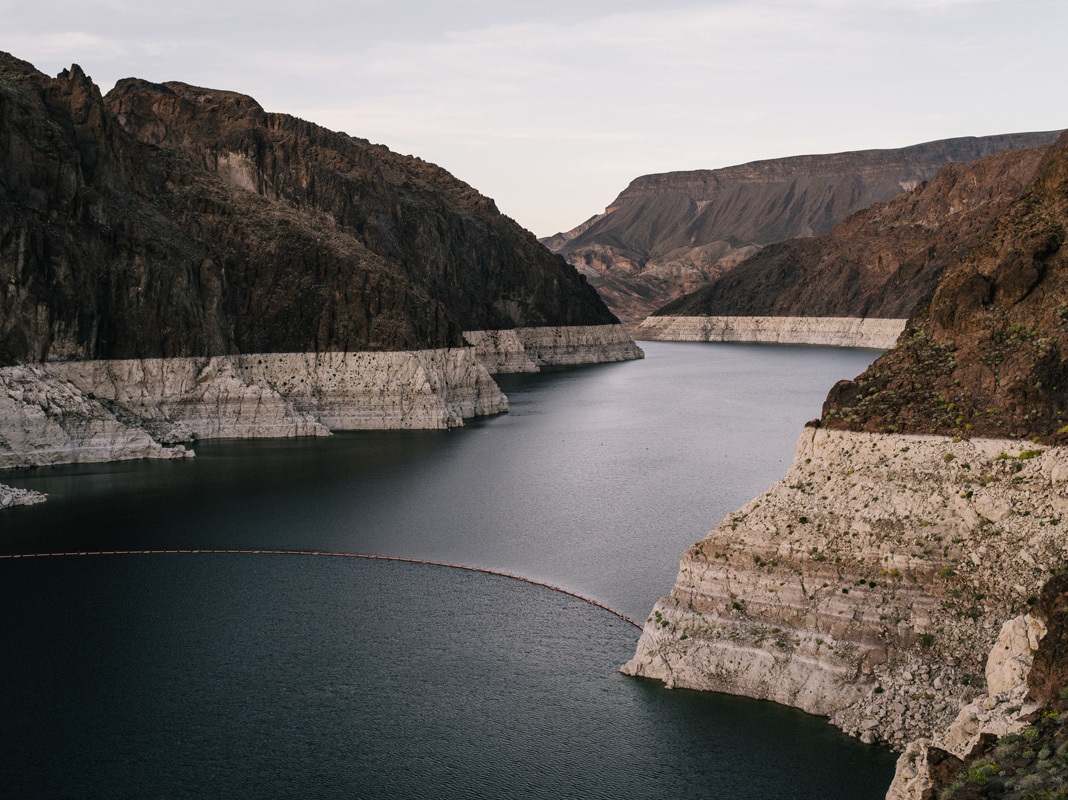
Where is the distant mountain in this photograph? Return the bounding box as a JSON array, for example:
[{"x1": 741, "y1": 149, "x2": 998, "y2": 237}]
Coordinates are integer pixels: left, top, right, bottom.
[
  {"x1": 543, "y1": 132, "x2": 1063, "y2": 322},
  {"x1": 652, "y1": 143, "x2": 1051, "y2": 320}
]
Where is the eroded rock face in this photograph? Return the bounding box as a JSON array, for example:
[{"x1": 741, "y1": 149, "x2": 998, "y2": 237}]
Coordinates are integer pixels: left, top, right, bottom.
[
  {"x1": 545, "y1": 133, "x2": 1061, "y2": 323},
  {"x1": 654, "y1": 145, "x2": 1052, "y2": 324},
  {"x1": 103, "y1": 76, "x2": 618, "y2": 336},
  {"x1": 1, "y1": 348, "x2": 508, "y2": 467},
  {"x1": 623, "y1": 427, "x2": 1068, "y2": 750},
  {"x1": 824, "y1": 131, "x2": 1068, "y2": 444},
  {"x1": 0, "y1": 52, "x2": 623, "y2": 367},
  {"x1": 463, "y1": 324, "x2": 644, "y2": 374},
  {"x1": 884, "y1": 610, "x2": 1047, "y2": 799},
  {"x1": 635, "y1": 316, "x2": 907, "y2": 348},
  {"x1": 0, "y1": 365, "x2": 191, "y2": 468}
]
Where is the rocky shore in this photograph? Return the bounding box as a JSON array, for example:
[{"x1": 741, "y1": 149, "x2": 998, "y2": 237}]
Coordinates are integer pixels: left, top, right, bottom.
[
  {"x1": 635, "y1": 316, "x2": 906, "y2": 348},
  {"x1": 464, "y1": 324, "x2": 644, "y2": 373},
  {"x1": 1, "y1": 325, "x2": 644, "y2": 482},
  {"x1": 0, "y1": 482, "x2": 47, "y2": 508},
  {"x1": 1, "y1": 347, "x2": 508, "y2": 470},
  {"x1": 623, "y1": 426, "x2": 1068, "y2": 751}
]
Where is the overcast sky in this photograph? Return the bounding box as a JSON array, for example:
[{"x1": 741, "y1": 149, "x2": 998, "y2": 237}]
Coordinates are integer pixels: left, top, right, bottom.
[{"x1": 5, "y1": 0, "x2": 1066, "y2": 237}]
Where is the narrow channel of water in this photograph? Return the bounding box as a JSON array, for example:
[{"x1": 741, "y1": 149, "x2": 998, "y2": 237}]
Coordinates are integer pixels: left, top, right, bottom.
[{"x1": 0, "y1": 342, "x2": 896, "y2": 798}]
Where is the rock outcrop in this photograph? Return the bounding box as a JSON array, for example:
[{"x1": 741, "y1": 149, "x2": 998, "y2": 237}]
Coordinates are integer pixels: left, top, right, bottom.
[
  {"x1": 624, "y1": 131, "x2": 1068, "y2": 798},
  {"x1": 463, "y1": 324, "x2": 644, "y2": 373},
  {"x1": 0, "y1": 52, "x2": 621, "y2": 366},
  {"x1": 0, "y1": 364, "x2": 192, "y2": 468},
  {"x1": 824, "y1": 131, "x2": 1068, "y2": 444},
  {"x1": 885, "y1": 573, "x2": 1068, "y2": 800},
  {"x1": 0, "y1": 52, "x2": 640, "y2": 474},
  {"x1": 545, "y1": 133, "x2": 1062, "y2": 323},
  {"x1": 0, "y1": 483, "x2": 46, "y2": 508},
  {"x1": 623, "y1": 426, "x2": 1068, "y2": 749},
  {"x1": 635, "y1": 316, "x2": 907, "y2": 349},
  {"x1": 653, "y1": 144, "x2": 1052, "y2": 325}
]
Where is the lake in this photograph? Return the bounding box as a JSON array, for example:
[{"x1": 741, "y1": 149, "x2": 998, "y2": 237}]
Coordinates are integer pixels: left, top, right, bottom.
[{"x1": 0, "y1": 342, "x2": 897, "y2": 798}]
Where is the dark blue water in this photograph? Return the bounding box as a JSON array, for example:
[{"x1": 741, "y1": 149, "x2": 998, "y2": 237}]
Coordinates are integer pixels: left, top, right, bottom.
[{"x1": 0, "y1": 342, "x2": 896, "y2": 798}]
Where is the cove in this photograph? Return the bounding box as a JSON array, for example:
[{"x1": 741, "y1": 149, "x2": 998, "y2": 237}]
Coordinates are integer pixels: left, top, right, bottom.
[{"x1": 0, "y1": 342, "x2": 898, "y2": 798}]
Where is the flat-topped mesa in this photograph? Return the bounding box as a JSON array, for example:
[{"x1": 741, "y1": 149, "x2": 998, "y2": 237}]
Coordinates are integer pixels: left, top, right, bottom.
[
  {"x1": 545, "y1": 132, "x2": 1062, "y2": 323},
  {"x1": 647, "y1": 142, "x2": 1053, "y2": 336},
  {"x1": 0, "y1": 53, "x2": 640, "y2": 473}
]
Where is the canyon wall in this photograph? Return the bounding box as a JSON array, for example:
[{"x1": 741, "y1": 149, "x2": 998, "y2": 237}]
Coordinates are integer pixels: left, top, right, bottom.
[
  {"x1": 545, "y1": 133, "x2": 1061, "y2": 323},
  {"x1": 635, "y1": 316, "x2": 906, "y2": 349},
  {"x1": 654, "y1": 145, "x2": 1052, "y2": 325},
  {"x1": 625, "y1": 131, "x2": 1068, "y2": 776},
  {"x1": 623, "y1": 426, "x2": 1068, "y2": 750},
  {"x1": 1, "y1": 348, "x2": 508, "y2": 469},
  {"x1": 464, "y1": 324, "x2": 645, "y2": 373},
  {"x1": 0, "y1": 53, "x2": 642, "y2": 480}
]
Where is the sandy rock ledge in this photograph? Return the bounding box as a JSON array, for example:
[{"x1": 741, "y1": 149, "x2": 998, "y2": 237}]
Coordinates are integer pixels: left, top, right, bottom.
[{"x1": 623, "y1": 426, "x2": 1068, "y2": 751}]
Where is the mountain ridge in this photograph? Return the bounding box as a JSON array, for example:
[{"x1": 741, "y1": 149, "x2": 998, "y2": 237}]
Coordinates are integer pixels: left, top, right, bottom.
[{"x1": 544, "y1": 131, "x2": 1063, "y2": 322}]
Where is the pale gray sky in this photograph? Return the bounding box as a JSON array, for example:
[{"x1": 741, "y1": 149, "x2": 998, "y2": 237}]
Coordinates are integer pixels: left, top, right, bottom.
[{"x1": 5, "y1": 0, "x2": 1066, "y2": 237}]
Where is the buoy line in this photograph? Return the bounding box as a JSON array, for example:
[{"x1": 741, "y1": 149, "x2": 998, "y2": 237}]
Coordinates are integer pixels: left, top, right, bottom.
[{"x1": 0, "y1": 549, "x2": 645, "y2": 630}]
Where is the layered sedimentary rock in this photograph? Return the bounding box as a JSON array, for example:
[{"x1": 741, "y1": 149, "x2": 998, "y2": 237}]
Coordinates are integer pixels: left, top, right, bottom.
[
  {"x1": 653, "y1": 145, "x2": 1051, "y2": 325},
  {"x1": 623, "y1": 427, "x2": 1068, "y2": 749},
  {"x1": 625, "y1": 132, "x2": 1068, "y2": 779},
  {"x1": 545, "y1": 133, "x2": 1061, "y2": 322},
  {"x1": 884, "y1": 570, "x2": 1068, "y2": 800},
  {"x1": 635, "y1": 316, "x2": 906, "y2": 349},
  {"x1": 2, "y1": 348, "x2": 506, "y2": 468},
  {"x1": 0, "y1": 365, "x2": 191, "y2": 468},
  {"x1": 46, "y1": 349, "x2": 507, "y2": 436},
  {"x1": 885, "y1": 611, "x2": 1045, "y2": 799},
  {"x1": 464, "y1": 324, "x2": 645, "y2": 373}
]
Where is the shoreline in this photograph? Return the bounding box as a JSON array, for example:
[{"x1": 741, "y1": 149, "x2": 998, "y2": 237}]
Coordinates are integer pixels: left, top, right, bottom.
[{"x1": 635, "y1": 316, "x2": 908, "y2": 349}]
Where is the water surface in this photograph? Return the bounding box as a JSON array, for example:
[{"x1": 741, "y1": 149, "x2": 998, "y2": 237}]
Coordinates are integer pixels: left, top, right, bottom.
[{"x1": 0, "y1": 342, "x2": 896, "y2": 798}]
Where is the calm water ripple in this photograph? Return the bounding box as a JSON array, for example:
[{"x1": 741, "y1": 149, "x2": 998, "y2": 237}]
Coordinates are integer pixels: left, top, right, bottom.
[{"x1": 0, "y1": 342, "x2": 896, "y2": 798}]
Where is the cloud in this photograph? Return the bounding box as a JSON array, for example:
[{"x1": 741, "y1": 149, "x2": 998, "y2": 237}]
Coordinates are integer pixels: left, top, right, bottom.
[{"x1": 3, "y1": 30, "x2": 121, "y2": 60}]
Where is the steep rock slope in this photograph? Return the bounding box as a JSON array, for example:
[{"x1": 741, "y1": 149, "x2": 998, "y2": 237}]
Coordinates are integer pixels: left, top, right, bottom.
[
  {"x1": 824, "y1": 131, "x2": 1068, "y2": 444},
  {"x1": 546, "y1": 133, "x2": 1061, "y2": 322},
  {"x1": 0, "y1": 55, "x2": 455, "y2": 363},
  {"x1": 0, "y1": 53, "x2": 618, "y2": 366},
  {"x1": 624, "y1": 131, "x2": 1068, "y2": 762},
  {"x1": 0, "y1": 54, "x2": 637, "y2": 470},
  {"x1": 103, "y1": 77, "x2": 617, "y2": 337},
  {"x1": 650, "y1": 145, "x2": 1050, "y2": 324}
]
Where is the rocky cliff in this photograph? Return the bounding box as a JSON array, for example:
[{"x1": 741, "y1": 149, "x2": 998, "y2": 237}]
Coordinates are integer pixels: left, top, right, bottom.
[
  {"x1": 545, "y1": 133, "x2": 1061, "y2": 323},
  {"x1": 0, "y1": 53, "x2": 638, "y2": 472},
  {"x1": 823, "y1": 131, "x2": 1068, "y2": 446},
  {"x1": 1, "y1": 52, "x2": 618, "y2": 365},
  {"x1": 651, "y1": 144, "x2": 1051, "y2": 324},
  {"x1": 635, "y1": 316, "x2": 907, "y2": 349},
  {"x1": 624, "y1": 130, "x2": 1068, "y2": 783}
]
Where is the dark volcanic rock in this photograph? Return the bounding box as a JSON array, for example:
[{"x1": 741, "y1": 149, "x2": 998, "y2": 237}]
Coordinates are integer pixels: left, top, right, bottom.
[
  {"x1": 0, "y1": 53, "x2": 613, "y2": 366},
  {"x1": 545, "y1": 133, "x2": 1062, "y2": 322},
  {"x1": 822, "y1": 131, "x2": 1068, "y2": 443},
  {"x1": 655, "y1": 145, "x2": 1050, "y2": 320},
  {"x1": 104, "y1": 78, "x2": 615, "y2": 333}
]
